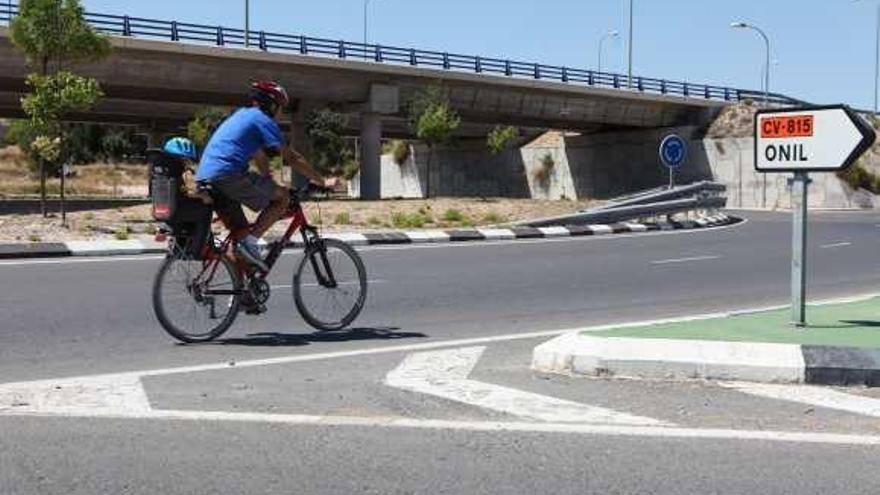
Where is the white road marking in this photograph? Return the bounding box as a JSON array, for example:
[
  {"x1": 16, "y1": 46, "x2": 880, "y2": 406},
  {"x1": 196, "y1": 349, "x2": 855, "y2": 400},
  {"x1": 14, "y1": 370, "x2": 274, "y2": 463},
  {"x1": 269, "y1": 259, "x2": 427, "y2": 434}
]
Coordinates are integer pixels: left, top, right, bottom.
[
  {"x1": 819, "y1": 242, "x2": 852, "y2": 249},
  {"x1": 5, "y1": 406, "x2": 880, "y2": 446},
  {"x1": 722, "y1": 382, "x2": 880, "y2": 417},
  {"x1": 0, "y1": 218, "x2": 748, "y2": 268},
  {"x1": 271, "y1": 279, "x2": 388, "y2": 290},
  {"x1": 384, "y1": 346, "x2": 668, "y2": 426},
  {"x1": 650, "y1": 255, "x2": 722, "y2": 265}
]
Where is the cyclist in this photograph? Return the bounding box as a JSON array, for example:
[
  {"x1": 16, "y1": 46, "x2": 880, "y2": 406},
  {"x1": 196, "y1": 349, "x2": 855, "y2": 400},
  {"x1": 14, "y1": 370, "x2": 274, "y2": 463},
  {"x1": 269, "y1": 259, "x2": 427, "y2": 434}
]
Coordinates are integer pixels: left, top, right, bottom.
[{"x1": 194, "y1": 80, "x2": 334, "y2": 272}]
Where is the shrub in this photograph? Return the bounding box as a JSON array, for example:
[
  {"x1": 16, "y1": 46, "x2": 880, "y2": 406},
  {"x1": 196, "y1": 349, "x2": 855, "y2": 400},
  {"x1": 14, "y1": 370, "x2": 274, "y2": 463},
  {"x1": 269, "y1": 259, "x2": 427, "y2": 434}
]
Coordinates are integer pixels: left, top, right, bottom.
[
  {"x1": 343, "y1": 159, "x2": 360, "y2": 181},
  {"x1": 113, "y1": 227, "x2": 130, "y2": 240},
  {"x1": 28, "y1": 234, "x2": 41, "y2": 243},
  {"x1": 334, "y1": 212, "x2": 351, "y2": 225},
  {"x1": 837, "y1": 165, "x2": 878, "y2": 193},
  {"x1": 306, "y1": 108, "x2": 354, "y2": 176},
  {"x1": 533, "y1": 153, "x2": 555, "y2": 186},
  {"x1": 482, "y1": 212, "x2": 506, "y2": 224},
  {"x1": 187, "y1": 107, "x2": 228, "y2": 148},
  {"x1": 487, "y1": 125, "x2": 519, "y2": 155},
  {"x1": 442, "y1": 208, "x2": 465, "y2": 223},
  {"x1": 391, "y1": 211, "x2": 429, "y2": 229},
  {"x1": 389, "y1": 139, "x2": 410, "y2": 165}
]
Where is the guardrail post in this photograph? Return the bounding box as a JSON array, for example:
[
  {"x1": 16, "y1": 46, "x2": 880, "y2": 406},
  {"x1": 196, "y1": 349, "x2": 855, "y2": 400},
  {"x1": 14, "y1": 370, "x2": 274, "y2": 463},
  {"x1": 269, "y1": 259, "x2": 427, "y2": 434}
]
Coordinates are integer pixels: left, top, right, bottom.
[
  {"x1": 724, "y1": 88, "x2": 730, "y2": 101},
  {"x1": 338, "y1": 40, "x2": 346, "y2": 58},
  {"x1": 683, "y1": 83, "x2": 689, "y2": 96},
  {"x1": 475, "y1": 56, "x2": 482, "y2": 73},
  {"x1": 375, "y1": 45, "x2": 383, "y2": 62},
  {"x1": 561, "y1": 67, "x2": 569, "y2": 83},
  {"x1": 613, "y1": 75, "x2": 619, "y2": 88},
  {"x1": 534, "y1": 64, "x2": 540, "y2": 79},
  {"x1": 409, "y1": 48, "x2": 417, "y2": 66},
  {"x1": 300, "y1": 36, "x2": 308, "y2": 54},
  {"x1": 660, "y1": 80, "x2": 667, "y2": 94},
  {"x1": 123, "y1": 16, "x2": 131, "y2": 36},
  {"x1": 505, "y1": 60, "x2": 512, "y2": 76},
  {"x1": 637, "y1": 77, "x2": 643, "y2": 91},
  {"x1": 171, "y1": 21, "x2": 179, "y2": 41},
  {"x1": 442, "y1": 52, "x2": 450, "y2": 69},
  {"x1": 588, "y1": 71, "x2": 594, "y2": 86},
  {"x1": 259, "y1": 31, "x2": 267, "y2": 51},
  {"x1": 216, "y1": 26, "x2": 224, "y2": 46},
  {"x1": 704, "y1": 86, "x2": 710, "y2": 99}
]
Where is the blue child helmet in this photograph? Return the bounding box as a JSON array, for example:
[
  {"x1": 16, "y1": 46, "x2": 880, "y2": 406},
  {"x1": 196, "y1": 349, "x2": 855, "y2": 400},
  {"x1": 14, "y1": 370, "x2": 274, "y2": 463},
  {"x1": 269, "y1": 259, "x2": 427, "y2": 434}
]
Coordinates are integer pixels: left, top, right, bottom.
[{"x1": 163, "y1": 137, "x2": 198, "y2": 160}]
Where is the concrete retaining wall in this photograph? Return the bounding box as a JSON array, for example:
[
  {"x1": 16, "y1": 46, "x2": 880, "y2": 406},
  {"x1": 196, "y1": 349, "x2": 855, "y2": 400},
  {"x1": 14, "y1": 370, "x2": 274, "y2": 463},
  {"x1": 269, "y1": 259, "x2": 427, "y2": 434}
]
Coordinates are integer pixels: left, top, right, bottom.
[{"x1": 348, "y1": 129, "x2": 878, "y2": 209}]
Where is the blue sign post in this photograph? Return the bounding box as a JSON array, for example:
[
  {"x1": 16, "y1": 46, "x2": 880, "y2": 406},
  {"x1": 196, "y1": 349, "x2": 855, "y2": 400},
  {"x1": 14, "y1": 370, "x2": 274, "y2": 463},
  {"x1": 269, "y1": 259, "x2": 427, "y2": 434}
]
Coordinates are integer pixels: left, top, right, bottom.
[{"x1": 659, "y1": 134, "x2": 688, "y2": 189}]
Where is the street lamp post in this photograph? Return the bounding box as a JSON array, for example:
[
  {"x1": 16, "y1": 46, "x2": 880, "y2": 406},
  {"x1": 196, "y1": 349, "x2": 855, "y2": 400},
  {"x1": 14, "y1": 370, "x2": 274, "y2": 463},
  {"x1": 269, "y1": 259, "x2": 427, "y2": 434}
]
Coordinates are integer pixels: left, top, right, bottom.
[
  {"x1": 364, "y1": 0, "x2": 377, "y2": 60},
  {"x1": 854, "y1": 0, "x2": 880, "y2": 114},
  {"x1": 627, "y1": 0, "x2": 633, "y2": 88},
  {"x1": 244, "y1": 0, "x2": 250, "y2": 47},
  {"x1": 731, "y1": 21, "x2": 770, "y2": 107},
  {"x1": 598, "y1": 30, "x2": 619, "y2": 73}
]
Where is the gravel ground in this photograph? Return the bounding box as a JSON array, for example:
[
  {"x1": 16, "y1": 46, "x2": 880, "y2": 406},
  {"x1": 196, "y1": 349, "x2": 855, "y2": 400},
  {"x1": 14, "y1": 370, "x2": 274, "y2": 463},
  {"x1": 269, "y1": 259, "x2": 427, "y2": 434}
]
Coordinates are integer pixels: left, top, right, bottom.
[{"x1": 0, "y1": 197, "x2": 597, "y2": 244}]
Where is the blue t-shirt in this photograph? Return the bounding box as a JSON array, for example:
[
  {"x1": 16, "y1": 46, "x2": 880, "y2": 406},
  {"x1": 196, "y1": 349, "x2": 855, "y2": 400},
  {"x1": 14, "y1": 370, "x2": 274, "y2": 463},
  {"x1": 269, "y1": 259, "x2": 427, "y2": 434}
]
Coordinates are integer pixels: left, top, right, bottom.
[{"x1": 195, "y1": 107, "x2": 284, "y2": 182}]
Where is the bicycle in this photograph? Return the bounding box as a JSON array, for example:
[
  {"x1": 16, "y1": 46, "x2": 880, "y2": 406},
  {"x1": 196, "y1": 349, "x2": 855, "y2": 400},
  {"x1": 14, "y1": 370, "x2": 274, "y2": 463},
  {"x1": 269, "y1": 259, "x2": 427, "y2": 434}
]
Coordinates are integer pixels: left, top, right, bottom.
[{"x1": 151, "y1": 184, "x2": 367, "y2": 343}]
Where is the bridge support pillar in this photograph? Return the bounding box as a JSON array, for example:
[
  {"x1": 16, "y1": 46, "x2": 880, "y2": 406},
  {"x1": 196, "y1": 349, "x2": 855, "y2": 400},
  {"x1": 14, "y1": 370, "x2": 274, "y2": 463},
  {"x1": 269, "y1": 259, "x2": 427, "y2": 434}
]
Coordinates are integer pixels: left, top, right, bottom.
[{"x1": 359, "y1": 112, "x2": 382, "y2": 200}]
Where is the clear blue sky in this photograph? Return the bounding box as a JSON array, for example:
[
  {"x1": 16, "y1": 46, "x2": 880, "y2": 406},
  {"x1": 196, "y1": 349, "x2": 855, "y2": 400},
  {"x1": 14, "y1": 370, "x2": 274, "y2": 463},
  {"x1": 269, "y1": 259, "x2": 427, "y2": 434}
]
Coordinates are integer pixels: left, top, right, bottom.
[{"x1": 75, "y1": 0, "x2": 876, "y2": 110}]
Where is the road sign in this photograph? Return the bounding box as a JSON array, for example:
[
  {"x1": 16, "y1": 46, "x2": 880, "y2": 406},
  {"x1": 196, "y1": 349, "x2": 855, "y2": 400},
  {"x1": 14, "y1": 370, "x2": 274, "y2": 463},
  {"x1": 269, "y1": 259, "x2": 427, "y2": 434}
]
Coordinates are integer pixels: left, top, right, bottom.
[
  {"x1": 659, "y1": 134, "x2": 688, "y2": 169},
  {"x1": 752, "y1": 105, "x2": 876, "y2": 327},
  {"x1": 754, "y1": 105, "x2": 875, "y2": 172}
]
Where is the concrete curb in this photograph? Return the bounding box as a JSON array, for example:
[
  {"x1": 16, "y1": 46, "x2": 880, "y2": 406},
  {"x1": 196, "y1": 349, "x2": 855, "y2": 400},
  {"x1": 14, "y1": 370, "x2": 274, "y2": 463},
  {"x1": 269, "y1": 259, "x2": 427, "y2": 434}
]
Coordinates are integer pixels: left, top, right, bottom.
[
  {"x1": 531, "y1": 332, "x2": 880, "y2": 386},
  {"x1": 0, "y1": 213, "x2": 738, "y2": 260}
]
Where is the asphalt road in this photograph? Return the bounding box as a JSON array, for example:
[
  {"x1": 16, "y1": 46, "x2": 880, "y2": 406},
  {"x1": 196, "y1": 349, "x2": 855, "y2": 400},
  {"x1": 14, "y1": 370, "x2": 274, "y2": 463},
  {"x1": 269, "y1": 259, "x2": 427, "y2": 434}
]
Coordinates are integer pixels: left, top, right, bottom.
[{"x1": 3, "y1": 209, "x2": 880, "y2": 494}]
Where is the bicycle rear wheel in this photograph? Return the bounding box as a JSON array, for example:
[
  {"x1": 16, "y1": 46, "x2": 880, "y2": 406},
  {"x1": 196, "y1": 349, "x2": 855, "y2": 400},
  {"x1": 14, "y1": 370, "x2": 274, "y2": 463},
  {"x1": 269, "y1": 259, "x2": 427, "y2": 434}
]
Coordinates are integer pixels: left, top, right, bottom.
[
  {"x1": 293, "y1": 238, "x2": 367, "y2": 331},
  {"x1": 152, "y1": 252, "x2": 241, "y2": 343}
]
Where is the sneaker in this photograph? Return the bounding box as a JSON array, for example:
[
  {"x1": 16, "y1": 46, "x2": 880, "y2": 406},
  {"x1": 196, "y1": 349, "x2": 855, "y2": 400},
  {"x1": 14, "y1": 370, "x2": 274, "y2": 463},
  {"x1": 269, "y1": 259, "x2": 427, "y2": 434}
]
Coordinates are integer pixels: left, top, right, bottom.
[{"x1": 235, "y1": 236, "x2": 269, "y2": 273}]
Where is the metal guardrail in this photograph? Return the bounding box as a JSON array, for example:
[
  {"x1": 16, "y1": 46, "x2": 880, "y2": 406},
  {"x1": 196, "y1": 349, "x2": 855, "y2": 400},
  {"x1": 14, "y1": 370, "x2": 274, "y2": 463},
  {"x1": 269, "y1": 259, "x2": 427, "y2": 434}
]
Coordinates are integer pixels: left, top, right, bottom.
[
  {"x1": 0, "y1": 1, "x2": 802, "y2": 106},
  {"x1": 592, "y1": 180, "x2": 726, "y2": 211},
  {"x1": 518, "y1": 182, "x2": 727, "y2": 227}
]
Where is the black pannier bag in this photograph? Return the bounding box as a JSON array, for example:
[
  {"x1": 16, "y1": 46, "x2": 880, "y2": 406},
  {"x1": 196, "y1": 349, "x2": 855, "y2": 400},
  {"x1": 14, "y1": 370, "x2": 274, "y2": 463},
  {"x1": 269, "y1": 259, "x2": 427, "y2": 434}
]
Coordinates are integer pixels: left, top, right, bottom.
[{"x1": 147, "y1": 149, "x2": 212, "y2": 258}]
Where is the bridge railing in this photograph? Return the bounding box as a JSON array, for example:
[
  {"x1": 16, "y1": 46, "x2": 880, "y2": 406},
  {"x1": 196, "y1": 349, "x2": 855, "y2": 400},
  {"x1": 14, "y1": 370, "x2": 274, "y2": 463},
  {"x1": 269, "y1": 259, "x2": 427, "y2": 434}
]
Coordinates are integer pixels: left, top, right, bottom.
[{"x1": 0, "y1": 1, "x2": 802, "y2": 106}]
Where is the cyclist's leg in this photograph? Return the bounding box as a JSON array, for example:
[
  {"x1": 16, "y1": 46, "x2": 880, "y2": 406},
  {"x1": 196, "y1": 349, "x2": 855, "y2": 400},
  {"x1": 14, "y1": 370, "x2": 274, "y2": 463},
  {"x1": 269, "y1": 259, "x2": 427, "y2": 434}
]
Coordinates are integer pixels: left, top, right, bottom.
[{"x1": 252, "y1": 182, "x2": 289, "y2": 238}]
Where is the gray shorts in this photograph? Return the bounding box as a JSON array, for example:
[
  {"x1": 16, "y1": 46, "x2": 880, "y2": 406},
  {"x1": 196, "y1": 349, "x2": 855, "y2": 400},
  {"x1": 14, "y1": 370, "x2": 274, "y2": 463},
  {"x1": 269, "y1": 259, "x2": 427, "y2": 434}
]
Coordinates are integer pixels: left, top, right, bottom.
[{"x1": 212, "y1": 172, "x2": 276, "y2": 211}]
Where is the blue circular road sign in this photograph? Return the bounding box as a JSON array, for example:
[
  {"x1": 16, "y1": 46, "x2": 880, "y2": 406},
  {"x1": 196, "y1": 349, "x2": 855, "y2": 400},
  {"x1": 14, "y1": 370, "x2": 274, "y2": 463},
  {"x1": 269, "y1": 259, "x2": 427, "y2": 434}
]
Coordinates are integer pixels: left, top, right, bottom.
[{"x1": 659, "y1": 134, "x2": 688, "y2": 169}]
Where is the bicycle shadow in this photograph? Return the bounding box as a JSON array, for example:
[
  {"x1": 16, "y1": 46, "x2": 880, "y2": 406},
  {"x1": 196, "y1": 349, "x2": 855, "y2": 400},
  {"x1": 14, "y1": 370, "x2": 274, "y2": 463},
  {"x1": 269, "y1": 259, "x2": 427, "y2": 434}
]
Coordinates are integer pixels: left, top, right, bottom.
[{"x1": 214, "y1": 326, "x2": 427, "y2": 347}]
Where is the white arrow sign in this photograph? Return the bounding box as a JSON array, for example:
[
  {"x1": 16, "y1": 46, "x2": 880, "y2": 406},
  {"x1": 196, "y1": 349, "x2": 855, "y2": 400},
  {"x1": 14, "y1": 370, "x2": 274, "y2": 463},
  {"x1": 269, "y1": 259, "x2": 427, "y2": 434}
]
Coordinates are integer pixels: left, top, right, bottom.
[
  {"x1": 754, "y1": 105, "x2": 875, "y2": 172},
  {"x1": 385, "y1": 346, "x2": 669, "y2": 426}
]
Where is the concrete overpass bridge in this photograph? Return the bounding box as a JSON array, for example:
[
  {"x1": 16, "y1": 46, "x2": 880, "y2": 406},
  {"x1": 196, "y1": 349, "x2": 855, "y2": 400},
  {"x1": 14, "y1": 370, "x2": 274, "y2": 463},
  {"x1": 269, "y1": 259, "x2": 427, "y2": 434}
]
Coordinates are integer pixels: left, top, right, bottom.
[{"x1": 0, "y1": 3, "x2": 798, "y2": 198}]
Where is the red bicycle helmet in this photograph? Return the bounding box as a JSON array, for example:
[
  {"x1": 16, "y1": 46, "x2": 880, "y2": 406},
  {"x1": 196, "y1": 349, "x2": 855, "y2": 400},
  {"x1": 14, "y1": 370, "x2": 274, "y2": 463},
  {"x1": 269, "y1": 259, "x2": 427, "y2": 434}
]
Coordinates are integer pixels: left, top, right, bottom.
[{"x1": 250, "y1": 80, "x2": 290, "y2": 112}]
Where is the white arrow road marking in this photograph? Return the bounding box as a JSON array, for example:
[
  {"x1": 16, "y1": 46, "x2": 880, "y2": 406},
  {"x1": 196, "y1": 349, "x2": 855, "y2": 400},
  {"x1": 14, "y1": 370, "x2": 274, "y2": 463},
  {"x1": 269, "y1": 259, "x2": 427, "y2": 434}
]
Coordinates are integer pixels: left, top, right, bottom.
[
  {"x1": 0, "y1": 373, "x2": 151, "y2": 417},
  {"x1": 384, "y1": 346, "x2": 669, "y2": 426},
  {"x1": 722, "y1": 382, "x2": 880, "y2": 417}
]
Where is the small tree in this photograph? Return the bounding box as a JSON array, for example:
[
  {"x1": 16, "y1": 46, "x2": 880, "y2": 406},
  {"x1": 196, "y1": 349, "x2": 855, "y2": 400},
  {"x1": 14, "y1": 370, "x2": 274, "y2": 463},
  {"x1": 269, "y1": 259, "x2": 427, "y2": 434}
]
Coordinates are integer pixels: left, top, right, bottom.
[
  {"x1": 408, "y1": 86, "x2": 460, "y2": 197},
  {"x1": 306, "y1": 108, "x2": 353, "y2": 176},
  {"x1": 11, "y1": 0, "x2": 110, "y2": 217},
  {"x1": 487, "y1": 125, "x2": 518, "y2": 155},
  {"x1": 187, "y1": 106, "x2": 228, "y2": 149}
]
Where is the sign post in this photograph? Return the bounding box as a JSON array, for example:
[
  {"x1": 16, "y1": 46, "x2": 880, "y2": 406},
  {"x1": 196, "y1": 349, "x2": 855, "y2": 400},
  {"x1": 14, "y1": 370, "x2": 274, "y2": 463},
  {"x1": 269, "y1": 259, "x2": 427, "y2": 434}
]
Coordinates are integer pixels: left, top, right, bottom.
[
  {"x1": 754, "y1": 105, "x2": 875, "y2": 326},
  {"x1": 659, "y1": 134, "x2": 688, "y2": 189}
]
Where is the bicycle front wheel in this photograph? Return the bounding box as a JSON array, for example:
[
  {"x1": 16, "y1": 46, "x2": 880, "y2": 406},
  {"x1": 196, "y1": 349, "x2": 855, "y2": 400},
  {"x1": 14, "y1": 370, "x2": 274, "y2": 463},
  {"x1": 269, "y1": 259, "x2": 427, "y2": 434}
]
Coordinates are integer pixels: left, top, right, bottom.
[
  {"x1": 152, "y1": 253, "x2": 241, "y2": 343},
  {"x1": 293, "y1": 238, "x2": 367, "y2": 331}
]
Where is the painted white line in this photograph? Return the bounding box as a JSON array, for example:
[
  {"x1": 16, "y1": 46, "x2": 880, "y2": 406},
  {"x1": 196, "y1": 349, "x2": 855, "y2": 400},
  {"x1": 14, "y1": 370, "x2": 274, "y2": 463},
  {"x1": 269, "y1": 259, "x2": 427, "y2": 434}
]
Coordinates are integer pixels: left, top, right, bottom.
[
  {"x1": 5, "y1": 408, "x2": 880, "y2": 446},
  {"x1": 650, "y1": 255, "x2": 722, "y2": 265},
  {"x1": 722, "y1": 382, "x2": 880, "y2": 417},
  {"x1": 476, "y1": 229, "x2": 516, "y2": 241},
  {"x1": 587, "y1": 224, "x2": 614, "y2": 235},
  {"x1": 819, "y1": 242, "x2": 852, "y2": 249},
  {"x1": 271, "y1": 279, "x2": 388, "y2": 290},
  {"x1": 0, "y1": 218, "x2": 748, "y2": 267},
  {"x1": 385, "y1": 346, "x2": 668, "y2": 426},
  {"x1": 536, "y1": 226, "x2": 571, "y2": 238}
]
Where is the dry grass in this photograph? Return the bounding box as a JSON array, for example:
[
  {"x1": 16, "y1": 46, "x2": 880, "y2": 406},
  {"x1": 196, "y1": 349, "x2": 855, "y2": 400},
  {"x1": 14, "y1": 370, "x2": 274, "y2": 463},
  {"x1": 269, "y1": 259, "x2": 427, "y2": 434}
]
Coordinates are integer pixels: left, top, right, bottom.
[
  {"x1": 0, "y1": 147, "x2": 149, "y2": 198},
  {"x1": 0, "y1": 196, "x2": 600, "y2": 243}
]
